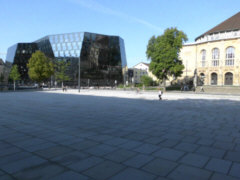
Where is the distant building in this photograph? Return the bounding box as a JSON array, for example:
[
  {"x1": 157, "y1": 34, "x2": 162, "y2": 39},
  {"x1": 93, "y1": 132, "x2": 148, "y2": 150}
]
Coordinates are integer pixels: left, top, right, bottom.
[
  {"x1": 0, "y1": 58, "x2": 11, "y2": 83},
  {"x1": 180, "y1": 12, "x2": 240, "y2": 86},
  {"x1": 0, "y1": 59, "x2": 4, "y2": 77},
  {"x1": 6, "y1": 32, "x2": 127, "y2": 86},
  {"x1": 131, "y1": 62, "x2": 158, "y2": 84}
]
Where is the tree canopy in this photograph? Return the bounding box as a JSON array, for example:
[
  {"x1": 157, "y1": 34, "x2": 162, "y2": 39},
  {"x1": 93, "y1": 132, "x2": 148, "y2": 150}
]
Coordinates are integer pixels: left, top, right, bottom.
[
  {"x1": 55, "y1": 60, "x2": 70, "y2": 87},
  {"x1": 9, "y1": 65, "x2": 21, "y2": 91},
  {"x1": 140, "y1": 75, "x2": 154, "y2": 86},
  {"x1": 27, "y1": 51, "x2": 54, "y2": 83},
  {"x1": 146, "y1": 27, "x2": 188, "y2": 85},
  {"x1": 9, "y1": 65, "x2": 21, "y2": 82}
]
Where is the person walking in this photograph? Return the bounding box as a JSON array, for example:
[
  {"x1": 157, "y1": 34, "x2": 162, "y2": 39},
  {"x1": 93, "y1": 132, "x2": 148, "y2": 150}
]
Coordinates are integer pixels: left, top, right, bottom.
[
  {"x1": 136, "y1": 87, "x2": 139, "y2": 94},
  {"x1": 158, "y1": 89, "x2": 163, "y2": 100}
]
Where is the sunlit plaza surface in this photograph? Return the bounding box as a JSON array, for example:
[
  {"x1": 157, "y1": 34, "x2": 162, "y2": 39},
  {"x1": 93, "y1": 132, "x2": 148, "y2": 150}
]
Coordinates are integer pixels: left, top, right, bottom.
[{"x1": 1, "y1": 90, "x2": 240, "y2": 180}]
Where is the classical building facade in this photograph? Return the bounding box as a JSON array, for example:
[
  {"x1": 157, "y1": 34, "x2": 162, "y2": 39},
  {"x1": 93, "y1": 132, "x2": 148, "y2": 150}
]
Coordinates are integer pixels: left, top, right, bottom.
[
  {"x1": 6, "y1": 32, "x2": 127, "y2": 86},
  {"x1": 180, "y1": 12, "x2": 240, "y2": 86}
]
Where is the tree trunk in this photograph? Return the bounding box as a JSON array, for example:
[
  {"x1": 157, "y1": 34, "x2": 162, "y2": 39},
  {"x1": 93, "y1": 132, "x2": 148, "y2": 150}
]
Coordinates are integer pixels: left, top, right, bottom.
[
  {"x1": 14, "y1": 80, "x2": 16, "y2": 91},
  {"x1": 163, "y1": 77, "x2": 166, "y2": 92}
]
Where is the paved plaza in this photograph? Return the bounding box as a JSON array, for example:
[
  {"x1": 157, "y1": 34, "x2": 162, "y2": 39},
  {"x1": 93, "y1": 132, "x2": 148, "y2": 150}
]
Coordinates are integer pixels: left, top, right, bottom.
[{"x1": 1, "y1": 90, "x2": 240, "y2": 180}]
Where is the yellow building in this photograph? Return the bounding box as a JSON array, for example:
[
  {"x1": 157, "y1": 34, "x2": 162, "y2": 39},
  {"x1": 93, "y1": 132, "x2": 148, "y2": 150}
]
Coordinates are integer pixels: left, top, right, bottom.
[
  {"x1": 132, "y1": 62, "x2": 158, "y2": 84},
  {"x1": 180, "y1": 12, "x2": 240, "y2": 86}
]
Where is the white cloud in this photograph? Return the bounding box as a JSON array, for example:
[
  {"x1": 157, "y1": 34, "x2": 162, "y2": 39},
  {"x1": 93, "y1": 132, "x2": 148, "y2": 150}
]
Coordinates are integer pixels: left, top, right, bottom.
[{"x1": 67, "y1": 0, "x2": 162, "y2": 32}]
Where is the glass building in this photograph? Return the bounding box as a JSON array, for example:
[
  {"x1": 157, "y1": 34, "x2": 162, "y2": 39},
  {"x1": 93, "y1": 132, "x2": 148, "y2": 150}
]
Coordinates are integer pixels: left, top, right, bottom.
[{"x1": 6, "y1": 32, "x2": 127, "y2": 86}]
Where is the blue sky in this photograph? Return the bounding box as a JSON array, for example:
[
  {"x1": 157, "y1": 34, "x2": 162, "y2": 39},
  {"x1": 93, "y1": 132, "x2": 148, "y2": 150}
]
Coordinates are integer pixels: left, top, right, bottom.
[{"x1": 0, "y1": 0, "x2": 239, "y2": 67}]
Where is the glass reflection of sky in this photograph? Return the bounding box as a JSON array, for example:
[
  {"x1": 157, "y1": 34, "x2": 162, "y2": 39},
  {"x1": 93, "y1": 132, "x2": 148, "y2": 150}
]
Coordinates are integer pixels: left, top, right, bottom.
[{"x1": 48, "y1": 32, "x2": 84, "y2": 58}]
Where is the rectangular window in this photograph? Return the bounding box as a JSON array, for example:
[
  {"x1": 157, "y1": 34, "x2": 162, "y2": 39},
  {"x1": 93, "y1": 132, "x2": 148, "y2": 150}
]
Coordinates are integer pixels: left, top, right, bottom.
[
  {"x1": 59, "y1": 35, "x2": 64, "y2": 43},
  {"x1": 65, "y1": 51, "x2": 70, "y2": 57},
  {"x1": 225, "y1": 59, "x2": 234, "y2": 66},
  {"x1": 72, "y1": 42, "x2": 77, "y2": 50},
  {"x1": 212, "y1": 60, "x2": 219, "y2": 66},
  {"x1": 54, "y1": 51, "x2": 59, "y2": 57},
  {"x1": 69, "y1": 34, "x2": 74, "y2": 41},
  {"x1": 75, "y1": 34, "x2": 79, "y2": 41},
  {"x1": 60, "y1": 51, "x2": 64, "y2": 57},
  {"x1": 67, "y1": 43, "x2": 72, "y2": 50},
  {"x1": 64, "y1": 34, "x2": 68, "y2": 42},
  {"x1": 57, "y1": 43, "x2": 61, "y2": 50},
  {"x1": 70, "y1": 50, "x2": 74, "y2": 56}
]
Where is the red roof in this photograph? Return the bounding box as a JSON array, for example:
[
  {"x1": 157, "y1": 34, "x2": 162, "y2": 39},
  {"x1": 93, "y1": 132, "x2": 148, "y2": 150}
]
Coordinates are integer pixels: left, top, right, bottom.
[{"x1": 195, "y1": 12, "x2": 240, "y2": 41}]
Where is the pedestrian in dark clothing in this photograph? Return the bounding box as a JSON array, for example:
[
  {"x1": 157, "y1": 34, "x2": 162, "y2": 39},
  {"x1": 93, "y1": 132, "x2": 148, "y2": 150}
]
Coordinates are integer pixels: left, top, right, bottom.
[{"x1": 158, "y1": 89, "x2": 162, "y2": 100}]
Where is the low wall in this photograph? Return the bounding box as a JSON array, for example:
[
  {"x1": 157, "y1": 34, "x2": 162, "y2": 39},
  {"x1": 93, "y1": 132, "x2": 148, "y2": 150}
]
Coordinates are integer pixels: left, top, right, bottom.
[{"x1": 196, "y1": 86, "x2": 240, "y2": 94}]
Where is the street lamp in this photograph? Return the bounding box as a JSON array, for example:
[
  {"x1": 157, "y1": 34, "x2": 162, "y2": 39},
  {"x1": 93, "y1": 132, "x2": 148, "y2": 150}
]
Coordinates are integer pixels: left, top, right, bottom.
[{"x1": 78, "y1": 56, "x2": 81, "y2": 92}]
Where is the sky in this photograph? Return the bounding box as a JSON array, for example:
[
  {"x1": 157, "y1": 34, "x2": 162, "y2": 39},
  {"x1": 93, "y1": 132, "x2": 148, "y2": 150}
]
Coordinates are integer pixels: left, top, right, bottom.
[{"x1": 0, "y1": 0, "x2": 239, "y2": 67}]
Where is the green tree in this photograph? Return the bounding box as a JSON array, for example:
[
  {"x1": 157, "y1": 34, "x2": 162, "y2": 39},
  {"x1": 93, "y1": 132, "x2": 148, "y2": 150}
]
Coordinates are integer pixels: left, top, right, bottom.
[
  {"x1": 140, "y1": 75, "x2": 154, "y2": 86},
  {"x1": 27, "y1": 51, "x2": 54, "y2": 86},
  {"x1": 55, "y1": 60, "x2": 70, "y2": 88},
  {"x1": 9, "y1": 65, "x2": 21, "y2": 91},
  {"x1": 146, "y1": 27, "x2": 188, "y2": 89}
]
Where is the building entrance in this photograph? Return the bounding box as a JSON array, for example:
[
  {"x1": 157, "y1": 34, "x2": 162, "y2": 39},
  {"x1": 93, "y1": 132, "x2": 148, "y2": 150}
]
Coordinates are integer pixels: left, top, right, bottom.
[
  {"x1": 211, "y1": 73, "x2": 218, "y2": 85},
  {"x1": 225, "y1": 72, "x2": 233, "y2": 85}
]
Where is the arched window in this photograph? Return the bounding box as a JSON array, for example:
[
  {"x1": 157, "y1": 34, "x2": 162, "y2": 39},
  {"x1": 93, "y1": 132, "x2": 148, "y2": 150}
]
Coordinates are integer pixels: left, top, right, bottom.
[
  {"x1": 225, "y1": 47, "x2": 235, "y2": 66},
  {"x1": 211, "y1": 73, "x2": 218, "y2": 85},
  {"x1": 212, "y1": 48, "x2": 219, "y2": 59},
  {"x1": 212, "y1": 48, "x2": 219, "y2": 66},
  {"x1": 225, "y1": 72, "x2": 233, "y2": 85},
  {"x1": 201, "y1": 50, "x2": 206, "y2": 67}
]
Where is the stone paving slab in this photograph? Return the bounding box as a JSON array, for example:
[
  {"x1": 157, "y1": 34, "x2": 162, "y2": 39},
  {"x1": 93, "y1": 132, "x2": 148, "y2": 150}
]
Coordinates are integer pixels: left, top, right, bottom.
[
  {"x1": 142, "y1": 158, "x2": 178, "y2": 176},
  {"x1": 0, "y1": 175, "x2": 15, "y2": 180},
  {"x1": 68, "y1": 156, "x2": 104, "y2": 172},
  {"x1": 205, "y1": 158, "x2": 232, "y2": 174},
  {"x1": 211, "y1": 173, "x2": 239, "y2": 180},
  {"x1": 13, "y1": 162, "x2": 65, "y2": 179},
  {"x1": 133, "y1": 143, "x2": 159, "y2": 154},
  {"x1": 0, "y1": 151, "x2": 32, "y2": 166},
  {"x1": 35, "y1": 145, "x2": 74, "y2": 159},
  {"x1": 224, "y1": 151, "x2": 240, "y2": 162},
  {"x1": 229, "y1": 163, "x2": 240, "y2": 178},
  {"x1": 174, "y1": 142, "x2": 199, "y2": 152},
  {"x1": 104, "y1": 149, "x2": 137, "y2": 163},
  {"x1": 123, "y1": 154, "x2": 154, "y2": 168},
  {"x1": 85, "y1": 144, "x2": 118, "y2": 156},
  {"x1": 179, "y1": 153, "x2": 209, "y2": 168},
  {"x1": 0, "y1": 147, "x2": 22, "y2": 157},
  {"x1": 117, "y1": 140, "x2": 143, "y2": 150},
  {"x1": 109, "y1": 167, "x2": 156, "y2": 180},
  {"x1": 196, "y1": 146, "x2": 226, "y2": 158},
  {"x1": 82, "y1": 160, "x2": 125, "y2": 180},
  {"x1": 153, "y1": 147, "x2": 185, "y2": 161},
  {"x1": 167, "y1": 164, "x2": 212, "y2": 180},
  {"x1": 51, "y1": 151, "x2": 89, "y2": 166},
  {"x1": 0, "y1": 155, "x2": 47, "y2": 174},
  {"x1": 0, "y1": 170, "x2": 4, "y2": 176},
  {"x1": 51, "y1": 171, "x2": 89, "y2": 180},
  {"x1": 1, "y1": 91, "x2": 240, "y2": 179}
]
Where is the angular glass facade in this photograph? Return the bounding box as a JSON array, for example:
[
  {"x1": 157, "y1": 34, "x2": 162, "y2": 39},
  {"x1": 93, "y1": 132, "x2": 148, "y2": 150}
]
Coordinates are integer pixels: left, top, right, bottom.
[
  {"x1": 6, "y1": 32, "x2": 127, "y2": 86},
  {"x1": 6, "y1": 43, "x2": 38, "y2": 81}
]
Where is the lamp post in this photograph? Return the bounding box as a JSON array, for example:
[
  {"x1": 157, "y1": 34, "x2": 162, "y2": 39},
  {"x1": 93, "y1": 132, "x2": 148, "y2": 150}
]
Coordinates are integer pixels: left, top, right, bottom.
[{"x1": 78, "y1": 56, "x2": 81, "y2": 92}]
